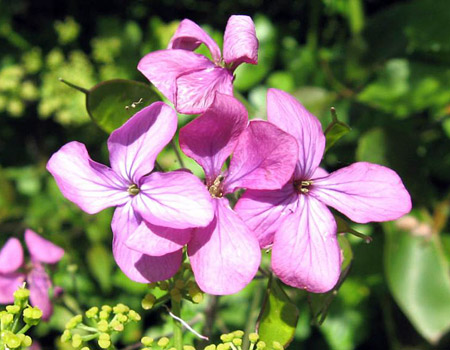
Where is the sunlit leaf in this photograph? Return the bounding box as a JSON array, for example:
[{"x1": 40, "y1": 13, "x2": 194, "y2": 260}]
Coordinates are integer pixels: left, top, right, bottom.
[
  {"x1": 324, "y1": 107, "x2": 351, "y2": 152},
  {"x1": 384, "y1": 220, "x2": 450, "y2": 344},
  {"x1": 257, "y1": 276, "x2": 299, "y2": 349},
  {"x1": 87, "y1": 244, "x2": 114, "y2": 293},
  {"x1": 356, "y1": 128, "x2": 388, "y2": 165}
]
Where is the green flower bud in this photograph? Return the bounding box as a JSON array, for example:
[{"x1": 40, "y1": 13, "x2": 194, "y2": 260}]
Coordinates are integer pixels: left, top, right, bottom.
[
  {"x1": 23, "y1": 306, "x2": 43, "y2": 325},
  {"x1": 158, "y1": 281, "x2": 169, "y2": 291},
  {"x1": 81, "y1": 347, "x2": 90, "y2": 350},
  {"x1": 204, "y1": 345, "x2": 216, "y2": 350},
  {"x1": 256, "y1": 341, "x2": 266, "y2": 349},
  {"x1": 6, "y1": 305, "x2": 21, "y2": 314},
  {"x1": 142, "y1": 294, "x2": 156, "y2": 310},
  {"x1": 98, "y1": 333, "x2": 111, "y2": 348},
  {"x1": 65, "y1": 314, "x2": 82, "y2": 329},
  {"x1": 128, "y1": 310, "x2": 141, "y2": 321},
  {"x1": 141, "y1": 336, "x2": 154, "y2": 346},
  {"x1": 72, "y1": 334, "x2": 82, "y2": 348},
  {"x1": 97, "y1": 319, "x2": 109, "y2": 332},
  {"x1": 148, "y1": 282, "x2": 157, "y2": 289},
  {"x1": 113, "y1": 303, "x2": 129, "y2": 314},
  {"x1": 157, "y1": 337, "x2": 170, "y2": 348},
  {"x1": 232, "y1": 338, "x2": 242, "y2": 346},
  {"x1": 1, "y1": 312, "x2": 14, "y2": 326},
  {"x1": 182, "y1": 263, "x2": 191, "y2": 270},
  {"x1": 216, "y1": 344, "x2": 226, "y2": 350},
  {"x1": 111, "y1": 320, "x2": 124, "y2": 332},
  {"x1": 220, "y1": 333, "x2": 234, "y2": 343},
  {"x1": 22, "y1": 335, "x2": 33, "y2": 347},
  {"x1": 183, "y1": 346, "x2": 195, "y2": 350},
  {"x1": 85, "y1": 307, "x2": 99, "y2": 318},
  {"x1": 272, "y1": 341, "x2": 283, "y2": 350},
  {"x1": 13, "y1": 288, "x2": 30, "y2": 303},
  {"x1": 4, "y1": 332, "x2": 21, "y2": 349},
  {"x1": 249, "y1": 333, "x2": 259, "y2": 343},
  {"x1": 188, "y1": 287, "x2": 203, "y2": 304},
  {"x1": 174, "y1": 279, "x2": 185, "y2": 289},
  {"x1": 99, "y1": 310, "x2": 110, "y2": 320},
  {"x1": 101, "y1": 305, "x2": 112, "y2": 313},
  {"x1": 61, "y1": 330, "x2": 72, "y2": 342},
  {"x1": 232, "y1": 330, "x2": 244, "y2": 339},
  {"x1": 118, "y1": 313, "x2": 128, "y2": 323},
  {"x1": 170, "y1": 288, "x2": 182, "y2": 303}
]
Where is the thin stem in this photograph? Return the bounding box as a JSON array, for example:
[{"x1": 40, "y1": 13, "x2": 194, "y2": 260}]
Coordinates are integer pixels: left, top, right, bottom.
[
  {"x1": 17, "y1": 324, "x2": 31, "y2": 335},
  {"x1": 59, "y1": 78, "x2": 89, "y2": 94},
  {"x1": 171, "y1": 298, "x2": 183, "y2": 350},
  {"x1": 78, "y1": 324, "x2": 99, "y2": 333},
  {"x1": 242, "y1": 280, "x2": 264, "y2": 350},
  {"x1": 171, "y1": 139, "x2": 185, "y2": 168},
  {"x1": 154, "y1": 161, "x2": 164, "y2": 172}
]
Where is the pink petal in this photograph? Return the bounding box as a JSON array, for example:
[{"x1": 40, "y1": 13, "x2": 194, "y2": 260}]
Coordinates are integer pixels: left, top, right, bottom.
[
  {"x1": 0, "y1": 272, "x2": 26, "y2": 303},
  {"x1": 310, "y1": 162, "x2": 412, "y2": 223},
  {"x1": 25, "y1": 229, "x2": 64, "y2": 264},
  {"x1": 272, "y1": 195, "x2": 341, "y2": 293},
  {"x1": 188, "y1": 198, "x2": 261, "y2": 295},
  {"x1": 133, "y1": 171, "x2": 214, "y2": 229},
  {"x1": 223, "y1": 15, "x2": 258, "y2": 68},
  {"x1": 179, "y1": 93, "x2": 248, "y2": 183},
  {"x1": 175, "y1": 66, "x2": 234, "y2": 114},
  {"x1": 111, "y1": 203, "x2": 182, "y2": 283},
  {"x1": 126, "y1": 221, "x2": 192, "y2": 256},
  {"x1": 234, "y1": 183, "x2": 298, "y2": 248},
  {"x1": 108, "y1": 102, "x2": 177, "y2": 184},
  {"x1": 312, "y1": 167, "x2": 328, "y2": 178},
  {"x1": 47, "y1": 142, "x2": 129, "y2": 214},
  {"x1": 224, "y1": 120, "x2": 298, "y2": 193},
  {"x1": 267, "y1": 89, "x2": 325, "y2": 179},
  {"x1": 0, "y1": 238, "x2": 23, "y2": 273},
  {"x1": 28, "y1": 264, "x2": 53, "y2": 320},
  {"x1": 168, "y1": 19, "x2": 222, "y2": 64},
  {"x1": 138, "y1": 49, "x2": 213, "y2": 104}
]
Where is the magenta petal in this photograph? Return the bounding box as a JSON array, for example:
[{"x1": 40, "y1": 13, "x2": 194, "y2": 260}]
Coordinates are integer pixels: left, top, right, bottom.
[
  {"x1": 188, "y1": 198, "x2": 261, "y2": 295},
  {"x1": 311, "y1": 162, "x2": 412, "y2": 223},
  {"x1": 224, "y1": 120, "x2": 298, "y2": 192},
  {"x1": 272, "y1": 196, "x2": 341, "y2": 293},
  {"x1": 175, "y1": 66, "x2": 234, "y2": 114},
  {"x1": 234, "y1": 183, "x2": 298, "y2": 248},
  {"x1": 138, "y1": 49, "x2": 213, "y2": 104},
  {"x1": 0, "y1": 272, "x2": 26, "y2": 303},
  {"x1": 126, "y1": 222, "x2": 192, "y2": 256},
  {"x1": 168, "y1": 19, "x2": 221, "y2": 63},
  {"x1": 28, "y1": 264, "x2": 53, "y2": 320},
  {"x1": 47, "y1": 142, "x2": 129, "y2": 214},
  {"x1": 0, "y1": 238, "x2": 23, "y2": 273},
  {"x1": 312, "y1": 167, "x2": 329, "y2": 178},
  {"x1": 267, "y1": 89, "x2": 325, "y2": 179},
  {"x1": 223, "y1": 15, "x2": 258, "y2": 67},
  {"x1": 111, "y1": 203, "x2": 182, "y2": 283},
  {"x1": 179, "y1": 93, "x2": 248, "y2": 183},
  {"x1": 25, "y1": 229, "x2": 64, "y2": 264},
  {"x1": 108, "y1": 102, "x2": 177, "y2": 184},
  {"x1": 133, "y1": 171, "x2": 214, "y2": 229}
]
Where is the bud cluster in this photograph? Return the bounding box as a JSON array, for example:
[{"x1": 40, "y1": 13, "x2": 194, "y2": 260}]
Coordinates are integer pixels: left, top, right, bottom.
[
  {"x1": 142, "y1": 263, "x2": 203, "y2": 310},
  {"x1": 0, "y1": 287, "x2": 42, "y2": 350},
  {"x1": 138, "y1": 330, "x2": 283, "y2": 350},
  {"x1": 61, "y1": 303, "x2": 141, "y2": 350}
]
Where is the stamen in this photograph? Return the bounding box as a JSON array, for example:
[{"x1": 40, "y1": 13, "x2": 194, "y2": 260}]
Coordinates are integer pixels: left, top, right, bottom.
[
  {"x1": 209, "y1": 175, "x2": 224, "y2": 198},
  {"x1": 127, "y1": 184, "x2": 140, "y2": 196},
  {"x1": 294, "y1": 179, "x2": 313, "y2": 194}
]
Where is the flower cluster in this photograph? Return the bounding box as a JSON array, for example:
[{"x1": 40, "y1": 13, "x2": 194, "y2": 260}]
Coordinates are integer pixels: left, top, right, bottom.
[
  {"x1": 0, "y1": 286, "x2": 42, "y2": 350},
  {"x1": 0, "y1": 229, "x2": 64, "y2": 320},
  {"x1": 47, "y1": 15, "x2": 411, "y2": 296}
]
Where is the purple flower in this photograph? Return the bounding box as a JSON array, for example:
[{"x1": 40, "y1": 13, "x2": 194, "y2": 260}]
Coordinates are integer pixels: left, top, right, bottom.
[
  {"x1": 138, "y1": 15, "x2": 258, "y2": 114},
  {"x1": 0, "y1": 229, "x2": 64, "y2": 320},
  {"x1": 235, "y1": 89, "x2": 412, "y2": 293},
  {"x1": 127, "y1": 94, "x2": 298, "y2": 294},
  {"x1": 47, "y1": 102, "x2": 214, "y2": 283}
]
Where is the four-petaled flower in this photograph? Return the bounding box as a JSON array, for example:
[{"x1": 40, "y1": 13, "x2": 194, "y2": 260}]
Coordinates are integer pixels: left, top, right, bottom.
[
  {"x1": 47, "y1": 102, "x2": 214, "y2": 283},
  {"x1": 138, "y1": 15, "x2": 258, "y2": 114},
  {"x1": 126, "y1": 93, "x2": 298, "y2": 294},
  {"x1": 0, "y1": 229, "x2": 64, "y2": 320},
  {"x1": 235, "y1": 89, "x2": 412, "y2": 293}
]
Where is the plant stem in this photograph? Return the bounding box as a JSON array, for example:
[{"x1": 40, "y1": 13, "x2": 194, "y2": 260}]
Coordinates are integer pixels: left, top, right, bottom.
[
  {"x1": 242, "y1": 280, "x2": 264, "y2": 350},
  {"x1": 171, "y1": 139, "x2": 185, "y2": 168},
  {"x1": 171, "y1": 297, "x2": 183, "y2": 350}
]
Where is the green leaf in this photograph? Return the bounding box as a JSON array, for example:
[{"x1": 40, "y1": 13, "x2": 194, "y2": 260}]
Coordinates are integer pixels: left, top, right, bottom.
[
  {"x1": 324, "y1": 107, "x2": 351, "y2": 152},
  {"x1": 60, "y1": 78, "x2": 161, "y2": 133},
  {"x1": 86, "y1": 79, "x2": 161, "y2": 133},
  {"x1": 87, "y1": 244, "x2": 114, "y2": 293},
  {"x1": 356, "y1": 128, "x2": 388, "y2": 165},
  {"x1": 384, "y1": 221, "x2": 450, "y2": 343},
  {"x1": 257, "y1": 276, "x2": 299, "y2": 349}
]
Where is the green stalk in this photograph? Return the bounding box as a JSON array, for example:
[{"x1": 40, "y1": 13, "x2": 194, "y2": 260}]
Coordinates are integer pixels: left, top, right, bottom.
[{"x1": 171, "y1": 298, "x2": 183, "y2": 350}]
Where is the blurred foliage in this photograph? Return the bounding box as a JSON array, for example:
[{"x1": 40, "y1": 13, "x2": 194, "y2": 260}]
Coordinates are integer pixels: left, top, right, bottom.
[{"x1": 1, "y1": 0, "x2": 450, "y2": 349}]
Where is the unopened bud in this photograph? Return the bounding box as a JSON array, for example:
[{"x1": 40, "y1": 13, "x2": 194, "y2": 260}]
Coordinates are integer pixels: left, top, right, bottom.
[
  {"x1": 66, "y1": 314, "x2": 82, "y2": 329},
  {"x1": 220, "y1": 333, "x2": 233, "y2": 343},
  {"x1": 249, "y1": 333, "x2": 259, "y2": 343},
  {"x1": 232, "y1": 338, "x2": 242, "y2": 346},
  {"x1": 175, "y1": 279, "x2": 185, "y2": 289},
  {"x1": 142, "y1": 293, "x2": 156, "y2": 310},
  {"x1": 4, "y1": 331, "x2": 21, "y2": 349},
  {"x1": 256, "y1": 341, "x2": 266, "y2": 349},
  {"x1": 98, "y1": 333, "x2": 111, "y2": 349},
  {"x1": 113, "y1": 303, "x2": 129, "y2": 314},
  {"x1": 158, "y1": 281, "x2": 169, "y2": 290},
  {"x1": 6, "y1": 305, "x2": 20, "y2": 314},
  {"x1": 170, "y1": 288, "x2": 182, "y2": 303},
  {"x1": 85, "y1": 307, "x2": 99, "y2": 318},
  {"x1": 97, "y1": 319, "x2": 109, "y2": 332},
  {"x1": 204, "y1": 345, "x2": 216, "y2": 350},
  {"x1": 128, "y1": 309, "x2": 141, "y2": 321},
  {"x1": 183, "y1": 346, "x2": 195, "y2": 350},
  {"x1": 157, "y1": 337, "x2": 170, "y2": 348},
  {"x1": 61, "y1": 330, "x2": 72, "y2": 342},
  {"x1": 23, "y1": 306, "x2": 43, "y2": 325},
  {"x1": 272, "y1": 341, "x2": 284, "y2": 350},
  {"x1": 72, "y1": 334, "x2": 82, "y2": 348},
  {"x1": 141, "y1": 336, "x2": 154, "y2": 346}
]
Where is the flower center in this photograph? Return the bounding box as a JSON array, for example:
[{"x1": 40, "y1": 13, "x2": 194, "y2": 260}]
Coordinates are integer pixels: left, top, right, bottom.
[
  {"x1": 294, "y1": 180, "x2": 313, "y2": 194},
  {"x1": 127, "y1": 184, "x2": 140, "y2": 196},
  {"x1": 208, "y1": 175, "x2": 224, "y2": 198}
]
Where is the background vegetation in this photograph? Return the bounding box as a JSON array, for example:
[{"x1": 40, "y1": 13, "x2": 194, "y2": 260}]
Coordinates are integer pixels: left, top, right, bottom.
[{"x1": 1, "y1": 0, "x2": 449, "y2": 349}]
